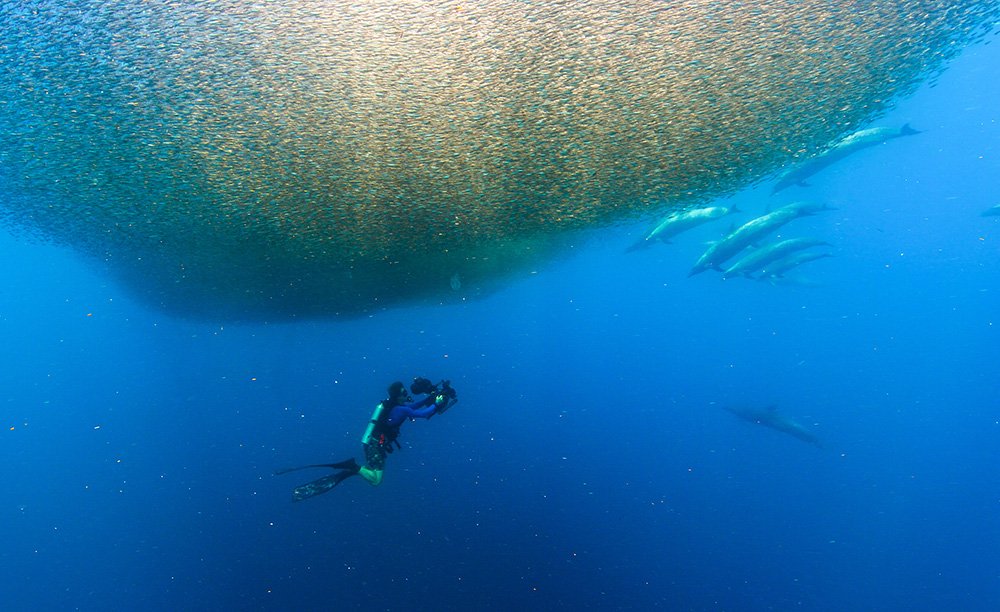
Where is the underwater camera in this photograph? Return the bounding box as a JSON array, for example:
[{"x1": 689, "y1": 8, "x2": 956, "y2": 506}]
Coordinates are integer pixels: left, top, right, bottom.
[{"x1": 411, "y1": 377, "x2": 457, "y2": 399}]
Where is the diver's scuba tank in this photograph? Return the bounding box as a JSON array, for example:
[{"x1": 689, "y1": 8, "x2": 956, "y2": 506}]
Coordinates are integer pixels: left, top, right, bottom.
[{"x1": 361, "y1": 402, "x2": 386, "y2": 445}]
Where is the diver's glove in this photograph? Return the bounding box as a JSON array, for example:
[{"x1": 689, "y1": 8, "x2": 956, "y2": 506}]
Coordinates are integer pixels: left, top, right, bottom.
[{"x1": 434, "y1": 393, "x2": 456, "y2": 415}]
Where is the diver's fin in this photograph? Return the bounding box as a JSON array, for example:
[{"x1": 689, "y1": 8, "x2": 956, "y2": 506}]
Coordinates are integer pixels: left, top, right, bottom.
[
  {"x1": 292, "y1": 457, "x2": 361, "y2": 501},
  {"x1": 274, "y1": 458, "x2": 359, "y2": 476},
  {"x1": 292, "y1": 467, "x2": 359, "y2": 501},
  {"x1": 274, "y1": 463, "x2": 340, "y2": 476}
]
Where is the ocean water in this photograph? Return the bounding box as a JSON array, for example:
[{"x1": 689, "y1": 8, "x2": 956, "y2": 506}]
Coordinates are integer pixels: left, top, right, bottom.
[{"x1": 2, "y1": 33, "x2": 999, "y2": 612}]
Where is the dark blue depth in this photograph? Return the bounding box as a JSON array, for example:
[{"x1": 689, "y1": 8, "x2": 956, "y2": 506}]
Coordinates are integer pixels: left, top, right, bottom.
[{"x1": 1, "y1": 40, "x2": 999, "y2": 612}]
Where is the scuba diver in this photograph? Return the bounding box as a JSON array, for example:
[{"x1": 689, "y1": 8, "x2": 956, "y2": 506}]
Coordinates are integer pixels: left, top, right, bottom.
[{"x1": 276, "y1": 377, "x2": 458, "y2": 501}]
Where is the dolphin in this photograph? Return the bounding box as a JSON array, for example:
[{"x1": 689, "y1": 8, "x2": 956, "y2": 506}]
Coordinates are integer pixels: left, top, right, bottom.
[
  {"x1": 723, "y1": 405, "x2": 823, "y2": 448},
  {"x1": 980, "y1": 204, "x2": 1000, "y2": 217},
  {"x1": 688, "y1": 201, "x2": 832, "y2": 276},
  {"x1": 626, "y1": 205, "x2": 739, "y2": 252},
  {"x1": 722, "y1": 237, "x2": 831, "y2": 279},
  {"x1": 758, "y1": 250, "x2": 834, "y2": 280},
  {"x1": 772, "y1": 123, "x2": 921, "y2": 194}
]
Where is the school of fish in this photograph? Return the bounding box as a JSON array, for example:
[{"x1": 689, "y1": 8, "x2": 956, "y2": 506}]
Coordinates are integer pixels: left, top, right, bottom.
[{"x1": 0, "y1": 1, "x2": 996, "y2": 318}]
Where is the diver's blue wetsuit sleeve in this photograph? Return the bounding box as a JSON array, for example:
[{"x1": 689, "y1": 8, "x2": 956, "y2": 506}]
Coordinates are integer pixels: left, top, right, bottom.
[{"x1": 385, "y1": 396, "x2": 437, "y2": 427}]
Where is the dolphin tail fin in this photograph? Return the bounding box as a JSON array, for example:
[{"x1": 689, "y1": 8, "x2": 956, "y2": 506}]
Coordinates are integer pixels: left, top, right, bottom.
[
  {"x1": 900, "y1": 123, "x2": 921, "y2": 136},
  {"x1": 625, "y1": 240, "x2": 649, "y2": 253}
]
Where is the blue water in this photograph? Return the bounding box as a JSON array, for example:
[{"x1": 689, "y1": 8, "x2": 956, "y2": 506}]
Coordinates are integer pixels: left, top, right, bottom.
[{"x1": 3, "y1": 39, "x2": 999, "y2": 612}]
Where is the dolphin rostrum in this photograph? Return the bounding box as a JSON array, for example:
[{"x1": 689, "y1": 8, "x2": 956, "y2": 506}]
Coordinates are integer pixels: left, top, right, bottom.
[
  {"x1": 980, "y1": 204, "x2": 1000, "y2": 217},
  {"x1": 723, "y1": 405, "x2": 823, "y2": 448},
  {"x1": 688, "y1": 201, "x2": 832, "y2": 276},
  {"x1": 772, "y1": 123, "x2": 921, "y2": 194},
  {"x1": 626, "y1": 205, "x2": 739, "y2": 252}
]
